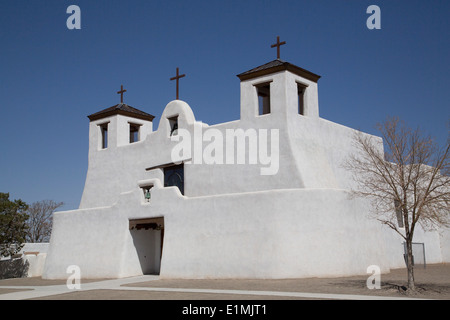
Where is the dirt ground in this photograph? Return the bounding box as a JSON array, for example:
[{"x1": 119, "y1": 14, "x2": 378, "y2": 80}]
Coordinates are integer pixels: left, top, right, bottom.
[
  {"x1": 119, "y1": 263, "x2": 450, "y2": 300},
  {"x1": 1, "y1": 263, "x2": 449, "y2": 300}
]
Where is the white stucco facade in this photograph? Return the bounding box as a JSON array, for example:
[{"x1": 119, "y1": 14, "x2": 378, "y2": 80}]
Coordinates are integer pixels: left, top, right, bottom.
[{"x1": 42, "y1": 59, "x2": 449, "y2": 280}]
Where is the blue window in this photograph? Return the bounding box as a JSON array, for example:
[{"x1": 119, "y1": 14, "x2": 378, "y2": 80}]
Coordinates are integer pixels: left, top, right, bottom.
[{"x1": 164, "y1": 164, "x2": 184, "y2": 195}]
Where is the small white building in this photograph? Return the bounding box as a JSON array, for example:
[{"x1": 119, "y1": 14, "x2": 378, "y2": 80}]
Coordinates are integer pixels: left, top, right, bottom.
[{"x1": 42, "y1": 58, "x2": 450, "y2": 279}]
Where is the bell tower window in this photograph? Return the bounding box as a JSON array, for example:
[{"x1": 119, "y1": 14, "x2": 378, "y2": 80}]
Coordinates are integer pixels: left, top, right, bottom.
[
  {"x1": 168, "y1": 116, "x2": 179, "y2": 136},
  {"x1": 100, "y1": 123, "x2": 108, "y2": 149},
  {"x1": 129, "y1": 123, "x2": 141, "y2": 143},
  {"x1": 256, "y1": 82, "x2": 271, "y2": 115},
  {"x1": 297, "y1": 83, "x2": 307, "y2": 116},
  {"x1": 394, "y1": 200, "x2": 404, "y2": 228},
  {"x1": 141, "y1": 185, "x2": 153, "y2": 203}
]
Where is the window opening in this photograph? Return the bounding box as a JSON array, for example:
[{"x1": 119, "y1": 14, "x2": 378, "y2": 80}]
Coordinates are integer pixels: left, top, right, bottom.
[
  {"x1": 168, "y1": 116, "x2": 179, "y2": 136},
  {"x1": 130, "y1": 123, "x2": 141, "y2": 143},
  {"x1": 100, "y1": 123, "x2": 108, "y2": 149},
  {"x1": 394, "y1": 200, "x2": 404, "y2": 228},
  {"x1": 164, "y1": 164, "x2": 184, "y2": 195},
  {"x1": 298, "y1": 83, "x2": 306, "y2": 115},
  {"x1": 141, "y1": 185, "x2": 153, "y2": 203},
  {"x1": 256, "y1": 83, "x2": 271, "y2": 115}
]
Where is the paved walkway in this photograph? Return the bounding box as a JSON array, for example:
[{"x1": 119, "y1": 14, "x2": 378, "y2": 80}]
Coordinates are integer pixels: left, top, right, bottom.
[
  {"x1": 0, "y1": 275, "x2": 425, "y2": 300},
  {"x1": 0, "y1": 276, "x2": 154, "y2": 300}
]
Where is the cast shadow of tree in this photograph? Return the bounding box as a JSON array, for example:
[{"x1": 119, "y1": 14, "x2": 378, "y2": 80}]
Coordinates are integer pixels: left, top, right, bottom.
[{"x1": 333, "y1": 279, "x2": 450, "y2": 296}]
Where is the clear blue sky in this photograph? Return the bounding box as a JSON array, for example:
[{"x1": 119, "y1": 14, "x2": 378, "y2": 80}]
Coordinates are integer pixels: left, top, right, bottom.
[{"x1": 1, "y1": 0, "x2": 449, "y2": 210}]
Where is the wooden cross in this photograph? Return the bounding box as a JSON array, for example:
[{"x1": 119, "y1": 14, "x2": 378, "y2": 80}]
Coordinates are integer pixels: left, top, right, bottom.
[
  {"x1": 271, "y1": 36, "x2": 286, "y2": 59},
  {"x1": 170, "y1": 67, "x2": 186, "y2": 100},
  {"x1": 117, "y1": 85, "x2": 127, "y2": 103}
]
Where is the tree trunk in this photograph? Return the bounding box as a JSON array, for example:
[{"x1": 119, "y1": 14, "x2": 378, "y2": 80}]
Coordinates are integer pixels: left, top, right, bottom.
[{"x1": 405, "y1": 239, "x2": 416, "y2": 291}]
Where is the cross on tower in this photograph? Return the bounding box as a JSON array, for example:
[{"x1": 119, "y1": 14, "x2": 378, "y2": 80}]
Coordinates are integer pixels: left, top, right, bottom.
[
  {"x1": 271, "y1": 36, "x2": 286, "y2": 60},
  {"x1": 170, "y1": 67, "x2": 186, "y2": 100},
  {"x1": 117, "y1": 85, "x2": 127, "y2": 103}
]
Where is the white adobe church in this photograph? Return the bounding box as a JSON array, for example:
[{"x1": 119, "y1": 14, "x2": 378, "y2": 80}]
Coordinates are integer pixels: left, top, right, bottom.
[{"x1": 42, "y1": 41, "x2": 450, "y2": 279}]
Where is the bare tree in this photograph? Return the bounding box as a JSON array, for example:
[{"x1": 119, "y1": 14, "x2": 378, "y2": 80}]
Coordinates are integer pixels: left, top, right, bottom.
[
  {"x1": 344, "y1": 117, "x2": 449, "y2": 292},
  {"x1": 25, "y1": 200, "x2": 64, "y2": 243}
]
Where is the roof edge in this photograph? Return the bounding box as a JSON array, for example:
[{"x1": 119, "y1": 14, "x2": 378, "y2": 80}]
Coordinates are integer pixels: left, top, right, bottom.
[
  {"x1": 237, "y1": 60, "x2": 321, "y2": 83},
  {"x1": 88, "y1": 104, "x2": 155, "y2": 122}
]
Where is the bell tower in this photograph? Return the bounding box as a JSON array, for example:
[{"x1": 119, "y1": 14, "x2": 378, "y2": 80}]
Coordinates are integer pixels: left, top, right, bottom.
[
  {"x1": 236, "y1": 37, "x2": 321, "y2": 122},
  {"x1": 237, "y1": 59, "x2": 321, "y2": 121},
  {"x1": 87, "y1": 85, "x2": 155, "y2": 152}
]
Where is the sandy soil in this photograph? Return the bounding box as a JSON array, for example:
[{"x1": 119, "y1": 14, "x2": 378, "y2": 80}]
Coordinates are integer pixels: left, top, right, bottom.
[{"x1": 121, "y1": 263, "x2": 450, "y2": 300}]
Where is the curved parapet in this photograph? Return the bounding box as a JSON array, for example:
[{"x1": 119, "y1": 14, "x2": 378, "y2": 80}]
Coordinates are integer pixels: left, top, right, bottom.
[{"x1": 158, "y1": 100, "x2": 197, "y2": 133}]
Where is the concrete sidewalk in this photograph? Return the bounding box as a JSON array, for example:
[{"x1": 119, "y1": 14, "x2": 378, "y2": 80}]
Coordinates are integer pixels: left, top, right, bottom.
[
  {"x1": 0, "y1": 275, "x2": 426, "y2": 300},
  {"x1": 0, "y1": 275, "x2": 158, "y2": 300}
]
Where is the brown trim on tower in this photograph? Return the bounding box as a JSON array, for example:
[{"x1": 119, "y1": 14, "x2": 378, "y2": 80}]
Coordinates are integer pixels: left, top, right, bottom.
[
  {"x1": 88, "y1": 109, "x2": 155, "y2": 122},
  {"x1": 237, "y1": 60, "x2": 321, "y2": 83},
  {"x1": 145, "y1": 158, "x2": 192, "y2": 171}
]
